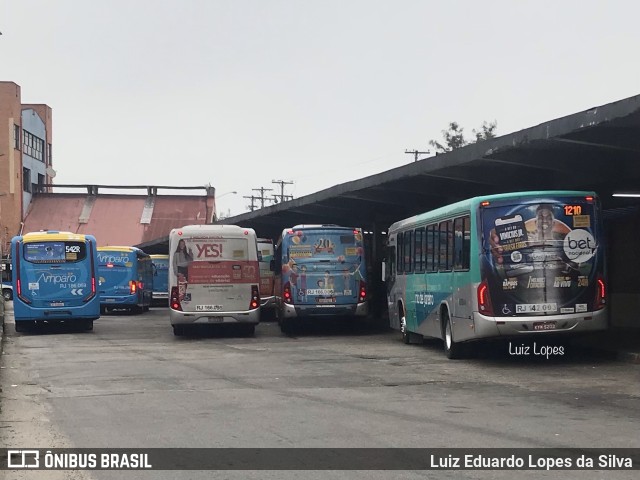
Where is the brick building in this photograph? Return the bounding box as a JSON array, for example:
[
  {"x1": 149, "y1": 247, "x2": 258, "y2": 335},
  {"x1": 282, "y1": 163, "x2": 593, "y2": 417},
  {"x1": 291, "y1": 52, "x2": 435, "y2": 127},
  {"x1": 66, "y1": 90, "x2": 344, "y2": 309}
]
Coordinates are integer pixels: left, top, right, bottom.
[{"x1": 0, "y1": 81, "x2": 54, "y2": 257}]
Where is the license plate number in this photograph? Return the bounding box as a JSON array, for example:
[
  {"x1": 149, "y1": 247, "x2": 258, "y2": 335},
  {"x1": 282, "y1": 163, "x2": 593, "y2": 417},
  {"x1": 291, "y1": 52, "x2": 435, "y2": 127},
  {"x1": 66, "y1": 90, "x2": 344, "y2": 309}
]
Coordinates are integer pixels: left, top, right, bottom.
[
  {"x1": 50, "y1": 302, "x2": 64, "y2": 307},
  {"x1": 317, "y1": 297, "x2": 336, "y2": 304},
  {"x1": 196, "y1": 305, "x2": 223, "y2": 312},
  {"x1": 516, "y1": 303, "x2": 557, "y2": 313},
  {"x1": 533, "y1": 321, "x2": 557, "y2": 331}
]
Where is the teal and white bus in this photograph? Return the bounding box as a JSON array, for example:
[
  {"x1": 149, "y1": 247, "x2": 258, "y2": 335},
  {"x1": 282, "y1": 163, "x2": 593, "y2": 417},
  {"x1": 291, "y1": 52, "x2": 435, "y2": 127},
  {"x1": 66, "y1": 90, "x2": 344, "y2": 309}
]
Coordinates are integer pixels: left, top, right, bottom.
[{"x1": 383, "y1": 191, "x2": 608, "y2": 358}]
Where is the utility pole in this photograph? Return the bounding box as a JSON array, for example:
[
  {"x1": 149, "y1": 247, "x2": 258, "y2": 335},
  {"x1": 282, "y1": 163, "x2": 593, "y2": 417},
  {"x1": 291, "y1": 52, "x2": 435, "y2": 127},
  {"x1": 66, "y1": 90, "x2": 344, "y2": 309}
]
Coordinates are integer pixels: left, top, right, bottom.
[
  {"x1": 243, "y1": 195, "x2": 259, "y2": 212},
  {"x1": 252, "y1": 187, "x2": 273, "y2": 209},
  {"x1": 404, "y1": 149, "x2": 430, "y2": 162},
  {"x1": 272, "y1": 179, "x2": 294, "y2": 203}
]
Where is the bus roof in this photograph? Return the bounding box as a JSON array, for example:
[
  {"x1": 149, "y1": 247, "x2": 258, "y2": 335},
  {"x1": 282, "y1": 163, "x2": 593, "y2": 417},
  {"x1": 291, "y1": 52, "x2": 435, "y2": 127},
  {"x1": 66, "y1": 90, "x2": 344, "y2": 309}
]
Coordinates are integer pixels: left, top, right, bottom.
[
  {"x1": 389, "y1": 190, "x2": 598, "y2": 232},
  {"x1": 97, "y1": 246, "x2": 147, "y2": 255},
  {"x1": 170, "y1": 225, "x2": 256, "y2": 236},
  {"x1": 149, "y1": 254, "x2": 169, "y2": 259},
  {"x1": 21, "y1": 231, "x2": 91, "y2": 243}
]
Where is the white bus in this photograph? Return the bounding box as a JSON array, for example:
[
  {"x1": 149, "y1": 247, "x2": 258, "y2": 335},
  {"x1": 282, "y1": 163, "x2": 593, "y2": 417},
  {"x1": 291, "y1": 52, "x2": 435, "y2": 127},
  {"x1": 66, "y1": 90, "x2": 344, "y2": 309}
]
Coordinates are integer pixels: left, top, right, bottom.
[{"x1": 168, "y1": 225, "x2": 261, "y2": 336}]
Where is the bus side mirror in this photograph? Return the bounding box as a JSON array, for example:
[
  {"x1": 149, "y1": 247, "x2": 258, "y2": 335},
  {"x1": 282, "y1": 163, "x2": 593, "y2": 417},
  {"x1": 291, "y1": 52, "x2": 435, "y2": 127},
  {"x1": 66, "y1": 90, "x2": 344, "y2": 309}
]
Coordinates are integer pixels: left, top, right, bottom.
[
  {"x1": 381, "y1": 261, "x2": 386, "y2": 282},
  {"x1": 270, "y1": 259, "x2": 275, "y2": 271}
]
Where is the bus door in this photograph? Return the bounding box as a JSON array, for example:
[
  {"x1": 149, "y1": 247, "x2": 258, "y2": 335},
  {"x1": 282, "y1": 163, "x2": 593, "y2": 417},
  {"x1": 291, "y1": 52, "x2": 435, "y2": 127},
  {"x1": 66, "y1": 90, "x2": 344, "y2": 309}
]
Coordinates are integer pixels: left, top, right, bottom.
[{"x1": 18, "y1": 240, "x2": 92, "y2": 309}]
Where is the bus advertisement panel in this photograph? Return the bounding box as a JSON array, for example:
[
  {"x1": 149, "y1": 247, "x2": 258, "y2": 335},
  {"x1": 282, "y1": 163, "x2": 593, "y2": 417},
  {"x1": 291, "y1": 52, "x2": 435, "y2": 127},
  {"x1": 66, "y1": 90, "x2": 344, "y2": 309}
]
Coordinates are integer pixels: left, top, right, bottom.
[
  {"x1": 168, "y1": 225, "x2": 261, "y2": 336},
  {"x1": 480, "y1": 195, "x2": 604, "y2": 318},
  {"x1": 11, "y1": 231, "x2": 99, "y2": 331},
  {"x1": 150, "y1": 254, "x2": 169, "y2": 307},
  {"x1": 275, "y1": 225, "x2": 368, "y2": 332},
  {"x1": 97, "y1": 247, "x2": 153, "y2": 313}
]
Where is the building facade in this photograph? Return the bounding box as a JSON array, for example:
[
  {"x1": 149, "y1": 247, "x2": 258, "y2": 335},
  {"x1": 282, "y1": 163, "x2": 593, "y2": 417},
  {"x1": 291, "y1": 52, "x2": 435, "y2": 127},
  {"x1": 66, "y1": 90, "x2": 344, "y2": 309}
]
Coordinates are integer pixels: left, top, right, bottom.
[{"x1": 0, "y1": 81, "x2": 55, "y2": 257}]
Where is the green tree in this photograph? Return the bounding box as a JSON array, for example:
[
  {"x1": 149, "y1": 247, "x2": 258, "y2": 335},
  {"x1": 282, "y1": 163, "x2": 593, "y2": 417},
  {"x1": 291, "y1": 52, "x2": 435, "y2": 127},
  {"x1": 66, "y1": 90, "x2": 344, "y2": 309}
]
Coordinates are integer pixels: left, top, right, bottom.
[{"x1": 429, "y1": 120, "x2": 497, "y2": 153}]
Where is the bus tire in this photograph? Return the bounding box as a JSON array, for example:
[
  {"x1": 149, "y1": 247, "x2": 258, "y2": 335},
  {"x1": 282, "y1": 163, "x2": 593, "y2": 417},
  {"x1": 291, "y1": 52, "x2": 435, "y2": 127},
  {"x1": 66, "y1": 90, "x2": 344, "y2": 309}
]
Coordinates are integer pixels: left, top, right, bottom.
[
  {"x1": 444, "y1": 313, "x2": 463, "y2": 359},
  {"x1": 2, "y1": 289, "x2": 12, "y2": 301},
  {"x1": 280, "y1": 318, "x2": 294, "y2": 335},
  {"x1": 15, "y1": 322, "x2": 28, "y2": 333},
  {"x1": 242, "y1": 324, "x2": 256, "y2": 337},
  {"x1": 82, "y1": 320, "x2": 93, "y2": 331},
  {"x1": 173, "y1": 325, "x2": 185, "y2": 336}
]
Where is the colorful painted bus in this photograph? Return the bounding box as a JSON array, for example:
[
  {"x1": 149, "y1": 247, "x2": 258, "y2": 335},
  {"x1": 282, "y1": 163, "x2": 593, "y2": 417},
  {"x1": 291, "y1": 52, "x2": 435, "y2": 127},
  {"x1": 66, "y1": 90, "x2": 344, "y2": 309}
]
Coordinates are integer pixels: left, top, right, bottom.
[
  {"x1": 10, "y1": 231, "x2": 100, "y2": 331},
  {"x1": 257, "y1": 237, "x2": 276, "y2": 319},
  {"x1": 168, "y1": 225, "x2": 261, "y2": 336},
  {"x1": 150, "y1": 254, "x2": 170, "y2": 307},
  {"x1": 274, "y1": 224, "x2": 368, "y2": 333},
  {"x1": 383, "y1": 190, "x2": 608, "y2": 358},
  {"x1": 97, "y1": 246, "x2": 153, "y2": 314}
]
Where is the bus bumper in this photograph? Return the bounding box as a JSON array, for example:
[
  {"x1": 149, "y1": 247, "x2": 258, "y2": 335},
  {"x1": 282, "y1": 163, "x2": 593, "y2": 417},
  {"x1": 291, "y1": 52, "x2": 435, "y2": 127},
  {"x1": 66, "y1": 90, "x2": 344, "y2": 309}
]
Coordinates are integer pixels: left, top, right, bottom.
[
  {"x1": 260, "y1": 295, "x2": 276, "y2": 309},
  {"x1": 472, "y1": 308, "x2": 609, "y2": 339},
  {"x1": 170, "y1": 307, "x2": 260, "y2": 326},
  {"x1": 280, "y1": 301, "x2": 368, "y2": 318}
]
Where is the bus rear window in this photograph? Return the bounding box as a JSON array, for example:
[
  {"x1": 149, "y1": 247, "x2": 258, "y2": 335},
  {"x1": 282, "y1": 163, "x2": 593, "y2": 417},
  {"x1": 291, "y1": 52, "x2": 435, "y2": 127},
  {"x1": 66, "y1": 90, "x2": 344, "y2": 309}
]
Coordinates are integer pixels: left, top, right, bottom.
[{"x1": 24, "y1": 241, "x2": 87, "y2": 263}]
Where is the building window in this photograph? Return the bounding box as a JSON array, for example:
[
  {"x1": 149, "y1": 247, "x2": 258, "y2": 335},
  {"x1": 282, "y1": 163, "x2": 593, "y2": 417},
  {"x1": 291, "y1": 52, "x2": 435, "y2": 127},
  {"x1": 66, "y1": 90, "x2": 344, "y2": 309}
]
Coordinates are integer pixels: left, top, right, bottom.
[
  {"x1": 13, "y1": 124, "x2": 21, "y2": 150},
  {"x1": 47, "y1": 143, "x2": 52, "y2": 166},
  {"x1": 23, "y1": 168, "x2": 32, "y2": 193},
  {"x1": 38, "y1": 174, "x2": 45, "y2": 193},
  {"x1": 23, "y1": 130, "x2": 45, "y2": 162}
]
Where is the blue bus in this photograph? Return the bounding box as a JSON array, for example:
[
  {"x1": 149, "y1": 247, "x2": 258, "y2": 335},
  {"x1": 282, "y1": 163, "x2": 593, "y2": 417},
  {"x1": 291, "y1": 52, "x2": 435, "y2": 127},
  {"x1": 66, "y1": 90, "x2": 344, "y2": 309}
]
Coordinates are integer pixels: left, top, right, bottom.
[
  {"x1": 384, "y1": 190, "x2": 608, "y2": 358},
  {"x1": 11, "y1": 231, "x2": 100, "y2": 332},
  {"x1": 274, "y1": 224, "x2": 369, "y2": 333},
  {"x1": 97, "y1": 246, "x2": 153, "y2": 314},
  {"x1": 150, "y1": 254, "x2": 170, "y2": 307}
]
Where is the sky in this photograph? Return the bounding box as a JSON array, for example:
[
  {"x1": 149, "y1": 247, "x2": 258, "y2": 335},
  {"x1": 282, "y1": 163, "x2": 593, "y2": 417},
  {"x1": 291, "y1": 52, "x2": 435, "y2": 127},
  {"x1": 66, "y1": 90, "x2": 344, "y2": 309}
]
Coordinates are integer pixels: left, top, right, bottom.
[{"x1": 1, "y1": 0, "x2": 639, "y2": 217}]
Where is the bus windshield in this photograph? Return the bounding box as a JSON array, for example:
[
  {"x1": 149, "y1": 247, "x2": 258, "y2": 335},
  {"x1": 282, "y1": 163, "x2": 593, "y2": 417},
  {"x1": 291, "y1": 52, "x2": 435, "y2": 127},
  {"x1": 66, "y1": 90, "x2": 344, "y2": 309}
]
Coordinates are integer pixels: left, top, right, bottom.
[{"x1": 24, "y1": 241, "x2": 87, "y2": 264}]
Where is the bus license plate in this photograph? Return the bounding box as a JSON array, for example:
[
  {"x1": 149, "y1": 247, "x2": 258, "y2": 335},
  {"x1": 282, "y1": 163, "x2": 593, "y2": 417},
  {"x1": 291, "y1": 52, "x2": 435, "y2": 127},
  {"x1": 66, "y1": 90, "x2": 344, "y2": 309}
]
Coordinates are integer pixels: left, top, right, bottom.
[
  {"x1": 317, "y1": 297, "x2": 336, "y2": 304},
  {"x1": 515, "y1": 303, "x2": 557, "y2": 313},
  {"x1": 196, "y1": 305, "x2": 223, "y2": 312},
  {"x1": 533, "y1": 321, "x2": 557, "y2": 331},
  {"x1": 50, "y1": 302, "x2": 64, "y2": 307}
]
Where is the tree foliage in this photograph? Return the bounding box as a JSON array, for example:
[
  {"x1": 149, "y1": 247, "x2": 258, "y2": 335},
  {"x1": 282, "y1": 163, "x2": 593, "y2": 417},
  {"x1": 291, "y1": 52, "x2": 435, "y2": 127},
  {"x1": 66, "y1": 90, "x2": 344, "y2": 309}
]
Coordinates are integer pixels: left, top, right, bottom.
[{"x1": 429, "y1": 120, "x2": 497, "y2": 154}]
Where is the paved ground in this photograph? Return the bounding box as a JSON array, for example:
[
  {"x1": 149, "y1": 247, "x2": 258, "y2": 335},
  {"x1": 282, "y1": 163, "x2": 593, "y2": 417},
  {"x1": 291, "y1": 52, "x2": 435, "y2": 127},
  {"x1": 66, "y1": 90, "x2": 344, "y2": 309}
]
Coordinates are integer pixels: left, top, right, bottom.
[{"x1": 1, "y1": 304, "x2": 639, "y2": 479}]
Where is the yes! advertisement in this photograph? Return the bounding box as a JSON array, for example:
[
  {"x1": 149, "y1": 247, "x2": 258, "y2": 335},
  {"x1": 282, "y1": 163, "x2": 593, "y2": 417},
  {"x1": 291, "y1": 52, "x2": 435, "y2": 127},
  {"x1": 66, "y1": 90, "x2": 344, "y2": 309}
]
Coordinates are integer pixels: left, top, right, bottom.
[{"x1": 480, "y1": 197, "x2": 602, "y2": 316}]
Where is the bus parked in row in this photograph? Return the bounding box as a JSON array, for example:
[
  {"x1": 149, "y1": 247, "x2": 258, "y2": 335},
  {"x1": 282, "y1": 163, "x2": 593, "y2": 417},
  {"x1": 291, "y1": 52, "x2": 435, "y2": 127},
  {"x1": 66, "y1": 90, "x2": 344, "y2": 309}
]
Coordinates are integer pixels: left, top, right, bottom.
[
  {"x1": 150, "y1": 254, "x2": 170, "y2": 307},
  {"x1": 384, "y1": 190, "x2": 608, "y2": 358},
  {"x1": 168, "y1": 225, "x2": 261, "y2": 336},
  {"x1": 257, "y1": 237, "x2": 276, "y2": 320},
  {"x1": 11, "y1": 231, "x2": 100, "y2": 331},
  {"x1": 97, "y1": 246, "x2": 153, "y2": 314},
  {"x1": 274, "y1": 224, "x2": 368, "y2": 333}
]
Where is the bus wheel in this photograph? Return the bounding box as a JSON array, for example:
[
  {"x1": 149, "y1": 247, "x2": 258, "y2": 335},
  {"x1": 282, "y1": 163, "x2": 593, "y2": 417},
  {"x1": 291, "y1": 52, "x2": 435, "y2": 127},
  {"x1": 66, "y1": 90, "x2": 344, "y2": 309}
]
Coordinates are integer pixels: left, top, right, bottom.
[
  {"x1": 82, "y1": 320, "x2": 93, "y2": 331},
  {"x1": 2, "y1": 289, "x2": 12, "y2": 301},
  {"x1": 173, "y1": 325, "x2": 185, "y2": 336},
  {"x1": 242, "y1": 324, "x2": 256, "y2": 337},
  {"x1": 280, "y1": 319, "x2": 294, "y2": 335},
  {"x1": 400, "y1": 315, "x2": 410, "y2": 344},
  {"x1": 444, "y1": 314, "x2": 463, "y2": 359},
  {"x1": 15, "y1": 322, "x2": 28, "y2": 333}
]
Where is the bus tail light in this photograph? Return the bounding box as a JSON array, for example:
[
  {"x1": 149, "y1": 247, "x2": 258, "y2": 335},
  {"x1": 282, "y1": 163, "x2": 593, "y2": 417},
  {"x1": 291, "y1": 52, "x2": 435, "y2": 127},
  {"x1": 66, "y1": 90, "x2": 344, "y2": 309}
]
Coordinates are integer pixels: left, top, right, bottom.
[
  {"x1": 15, "y1": 243, "x2": 32, "y2": 304},
  {"x1": 170, "y1": 286, "x2": 182, "y2": 311},
  {"x1": 130, "y1": 281, "x2": 137, "y2": 295},
  {"x1": 358, "y1": 281, "x2": 367, "y2": 303},
  {"x1": 477, "y1": 280, "x2": 494, "y2": 315},
  {"x1": 283, "y1": 282, "x2": 292, "y2": 304},
  {"x1": 593, "y1": 275, "x2": 606, "y2": 311},
  {"x1": 249, "y1": 285, "x2": 260, "y2": 310},
  {"x1": 84, "y1": 241, "x2": 97, "y2": 302}
]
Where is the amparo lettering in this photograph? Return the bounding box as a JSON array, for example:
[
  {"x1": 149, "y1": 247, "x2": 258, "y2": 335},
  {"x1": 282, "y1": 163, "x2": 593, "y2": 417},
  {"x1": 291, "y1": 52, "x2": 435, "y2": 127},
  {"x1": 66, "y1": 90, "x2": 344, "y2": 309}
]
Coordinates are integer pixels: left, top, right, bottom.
[{"x1": 37, "y1": 272, "x2": 77, "y2": 284}]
